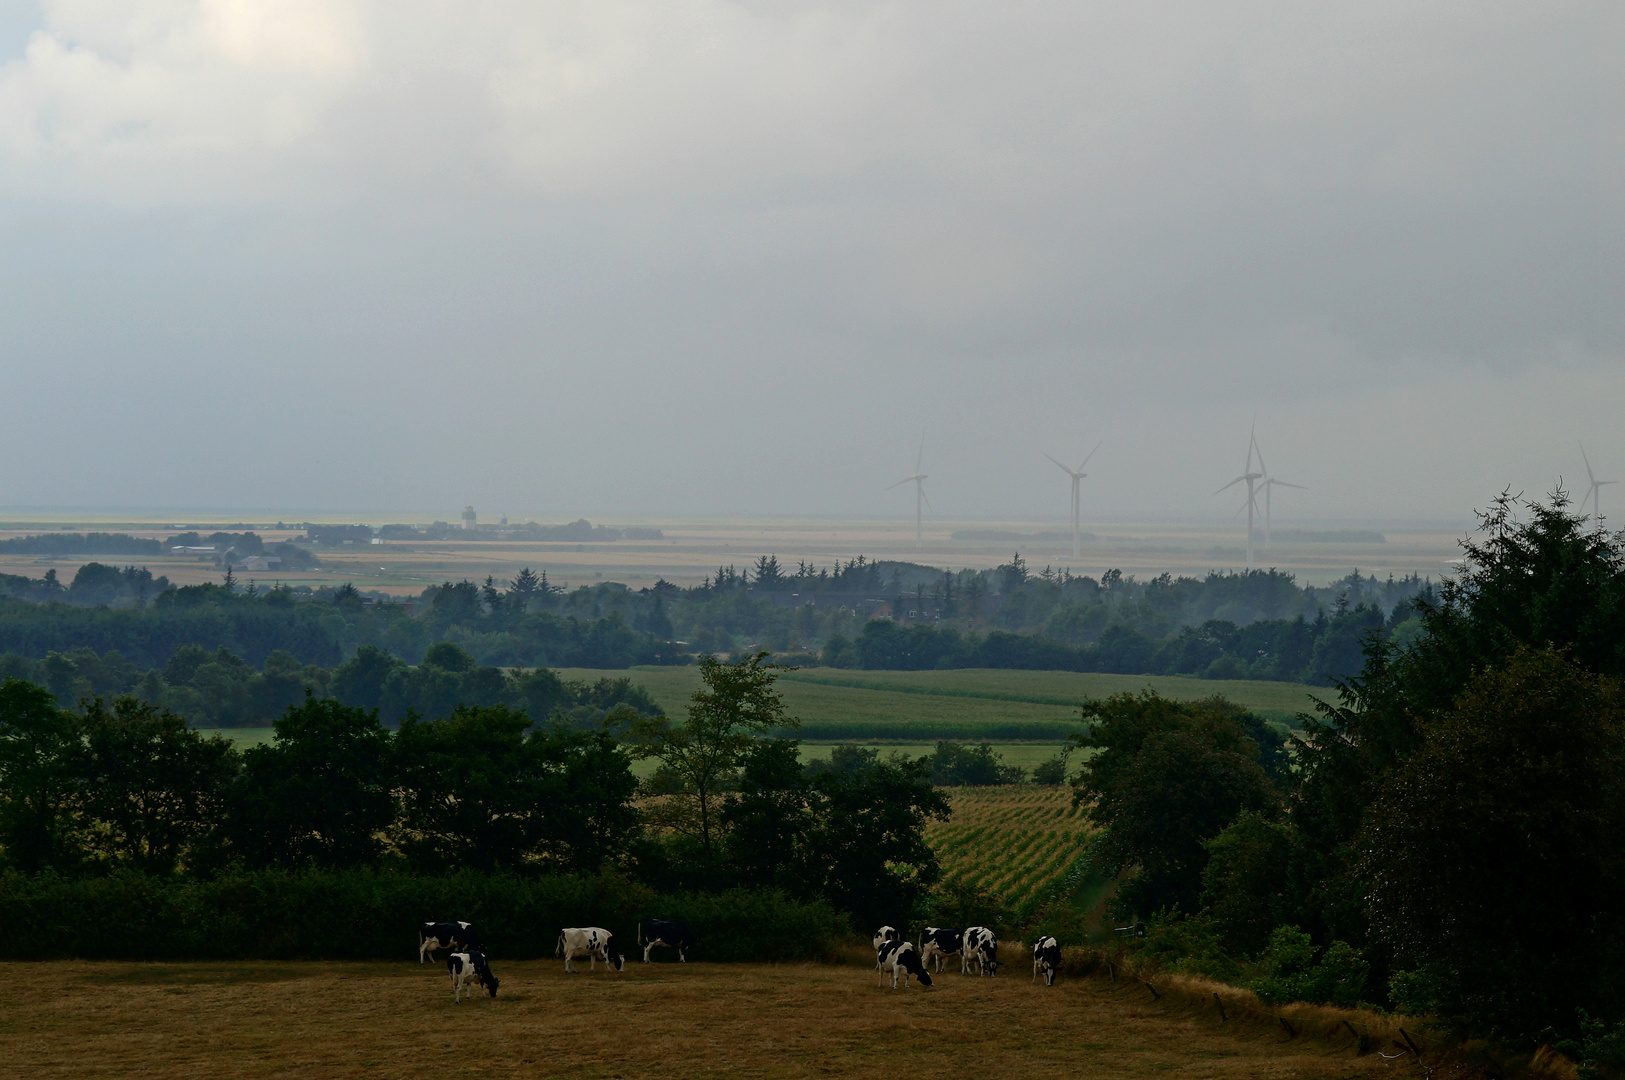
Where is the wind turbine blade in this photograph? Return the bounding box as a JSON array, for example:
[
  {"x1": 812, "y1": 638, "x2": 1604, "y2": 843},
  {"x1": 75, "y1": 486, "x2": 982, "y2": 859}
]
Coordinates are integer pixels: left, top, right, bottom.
[
  {"x1": 916, "y1": 432, "x2": 925, "y2": 475},
  {"x1": 1271, "y1": 480, "x2": 1308, "y2": 490},
  {"x1": 1079, "y1": 440, "x2": 1103, "y2": 471},
  {"x1": 1215, "y1": 477, "x2": 1245, "y2": 494},
  {"x1": 1043, "y1": 452, "x2": 1073, "y2": 476},
  {"x1": 920, "y1": 486, "x2": 933, "y2": 512},
  {"x1": 886, "y1": 478, "x2": 914, "y2": 490},
  {"x1": 1582, "y1": 443, "x2": 1597, "y2": 486}
]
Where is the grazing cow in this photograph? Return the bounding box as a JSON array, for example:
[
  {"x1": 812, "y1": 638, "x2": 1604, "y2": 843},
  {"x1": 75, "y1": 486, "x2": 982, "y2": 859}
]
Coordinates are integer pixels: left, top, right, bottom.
[
  {"x1": 638, "y1": 918, "x2": 696, "y2": 963},
  {"x1": 919, "y1": 927, "x2": 964, "y2": 973},
  {"x1": 1032, "y1": 935, "x2": 1062, "y2": 986},
  {"x1": 419, "y1": 921, "x2": 481, "y2": 964},
  {"x1": 875, "y1": 939, "x2": 933, "y2": 989},
  {"x1": 872, "y1": 925, "x2": 899, "y2": 952},
  {"x1": 446, "y1": 950, "x2": 500, "y2": 1002},
  {"x1": 963, "y1": 926, "x2": 999, "y2": 976},
  {"x1": 557, "y1": 927, "x2": 626, "y2": 973}
]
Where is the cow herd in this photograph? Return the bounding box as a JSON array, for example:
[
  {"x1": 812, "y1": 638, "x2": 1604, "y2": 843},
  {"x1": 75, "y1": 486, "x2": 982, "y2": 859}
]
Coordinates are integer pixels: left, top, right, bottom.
[
  {"x1": 417, "y1": 919, "x2": 696, "y2": 1002},
  {"x1": 418, "y1": 918, "x2": 1062, "y2": 1003},
  {"x1": 875, "y1": 925, "x2": 1066, "y2": 989}
]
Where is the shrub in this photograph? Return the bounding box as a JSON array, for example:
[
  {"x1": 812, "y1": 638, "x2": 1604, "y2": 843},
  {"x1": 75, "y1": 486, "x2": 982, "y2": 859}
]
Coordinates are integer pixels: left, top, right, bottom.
[
  {"x1": 1245, "y1": 925, "x2": 1368, "y2": 1008},
  {"x1": 0, "y1": 868, "x2": 843, "y2": 962}
]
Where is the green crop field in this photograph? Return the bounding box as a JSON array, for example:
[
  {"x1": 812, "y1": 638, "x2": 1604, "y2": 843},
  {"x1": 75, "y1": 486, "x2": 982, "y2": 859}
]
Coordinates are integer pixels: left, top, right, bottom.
[
  {"x1": 560, "y1": 665, "x2": 1332, "y2": 740},
  {"x1": 925, "y1": 785, "x2": 1093, "y2": 911}
]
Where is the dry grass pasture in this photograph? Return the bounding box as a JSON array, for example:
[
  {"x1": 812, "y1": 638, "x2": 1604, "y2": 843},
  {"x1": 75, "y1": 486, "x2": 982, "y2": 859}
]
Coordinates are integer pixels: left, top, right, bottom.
[{"x1": 0, "y1": 958, "x2": 1412, "y2": 1079}]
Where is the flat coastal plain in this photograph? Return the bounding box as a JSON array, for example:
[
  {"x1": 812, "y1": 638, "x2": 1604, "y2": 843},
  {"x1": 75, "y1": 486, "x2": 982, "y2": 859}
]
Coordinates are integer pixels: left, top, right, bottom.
[
  {"x1": 1, "y1": 959, "x2": 1399, "y2": 1079},
  {"x1": 0, "y1": 513, "x2": 1464, "y2": 593}
]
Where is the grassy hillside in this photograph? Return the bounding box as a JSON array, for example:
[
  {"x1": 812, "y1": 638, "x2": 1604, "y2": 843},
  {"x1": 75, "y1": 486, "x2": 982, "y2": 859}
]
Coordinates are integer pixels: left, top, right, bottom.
[{"x1": 560, "y1": 665, "x2": 1331, "y2": 740}]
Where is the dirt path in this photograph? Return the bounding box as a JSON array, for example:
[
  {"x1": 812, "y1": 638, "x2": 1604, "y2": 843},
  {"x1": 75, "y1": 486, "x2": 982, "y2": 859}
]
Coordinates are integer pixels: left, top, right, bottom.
[{"x1": 0, "y1": 959, "x2": 1413, "y2": 1079}]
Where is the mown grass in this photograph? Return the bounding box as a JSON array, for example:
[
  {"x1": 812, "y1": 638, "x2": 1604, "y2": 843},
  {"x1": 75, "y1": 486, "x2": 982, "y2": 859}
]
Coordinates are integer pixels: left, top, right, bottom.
[{"x1": 0, "y1": 959, "x2": 1401, "y2": 1079}]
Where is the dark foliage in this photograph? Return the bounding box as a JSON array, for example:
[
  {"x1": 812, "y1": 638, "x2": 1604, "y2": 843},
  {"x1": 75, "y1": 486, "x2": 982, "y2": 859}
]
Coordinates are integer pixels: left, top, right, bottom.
[
  {"x1": 1069, "y1": 691, "x2": 1280, "y2": 919},
  {"x1": 0, "y1": 868, "x2": 843, "y2": 962}
]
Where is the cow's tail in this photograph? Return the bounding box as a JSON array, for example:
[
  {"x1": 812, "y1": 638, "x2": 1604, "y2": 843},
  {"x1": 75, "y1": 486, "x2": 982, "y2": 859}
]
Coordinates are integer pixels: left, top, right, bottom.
[
  {"x1": 637, "y1": 921, "x2": 645, "y2": 947},
  {"x1": 555, "y1": 932, "x2": 565, "y2": 958},
  {"x1": 903, "y1": 948, "x2": 933, "y2": 987}
]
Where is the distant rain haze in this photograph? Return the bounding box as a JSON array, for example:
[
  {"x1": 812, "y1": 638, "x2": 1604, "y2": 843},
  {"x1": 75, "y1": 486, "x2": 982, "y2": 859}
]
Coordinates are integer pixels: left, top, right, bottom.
[{"x1": 0, "y1": 2, "x2": 1617, "y2": 526}]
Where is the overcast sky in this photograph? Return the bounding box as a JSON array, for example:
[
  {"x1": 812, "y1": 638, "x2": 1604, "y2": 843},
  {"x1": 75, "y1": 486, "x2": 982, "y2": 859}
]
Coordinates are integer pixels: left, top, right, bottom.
[{"x1": 0, "y1": 1, "x2": 1618, "y2": 525}]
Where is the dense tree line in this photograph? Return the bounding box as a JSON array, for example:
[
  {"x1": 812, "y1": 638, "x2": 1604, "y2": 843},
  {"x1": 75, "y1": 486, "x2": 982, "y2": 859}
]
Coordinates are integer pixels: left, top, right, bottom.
[
  {"x1": 0, "y1": 575, "x2": 686, "y2": 673},
  {"x1": 816, "y1": 600, "x2": 1393, "y2": 684},
  {"x1": 0, "y1": 653, "x2": 947, "y2": 941},
  {"x1": 1080, "y1": 491, "x2": 1625, "y2": 1053},
  {"x1": 0, "y1": 641, "x2": 663, "y2": 729},
  {"x1": 0, "y1": 538, "x2": 1430, "y2": 685}
]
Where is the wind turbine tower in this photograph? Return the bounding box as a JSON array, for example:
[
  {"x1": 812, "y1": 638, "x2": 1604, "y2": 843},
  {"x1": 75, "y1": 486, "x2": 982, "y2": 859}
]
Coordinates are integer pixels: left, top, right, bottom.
[
  {"x1": 888, "y1": 435, "x2": 931, "y2": 551},
  {"x1": 1216, "y1": 425, "x2": 1266, "y2": 570},
  {"x1": 1251, "y1": 436, "x2": 1306, "y2": 549},
  {"x1": 1045, "y1": 441, "x2": 1101, "y2": 559},
  {"x1": 1580, "y1": 442, "x2": 1615, "y2": 526}
]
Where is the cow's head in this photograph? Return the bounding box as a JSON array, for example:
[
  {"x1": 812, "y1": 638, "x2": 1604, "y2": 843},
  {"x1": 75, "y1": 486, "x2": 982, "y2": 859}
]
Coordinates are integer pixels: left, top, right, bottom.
[{"x1": 483, "y1": 972, "x2": 500, "y2": 997}]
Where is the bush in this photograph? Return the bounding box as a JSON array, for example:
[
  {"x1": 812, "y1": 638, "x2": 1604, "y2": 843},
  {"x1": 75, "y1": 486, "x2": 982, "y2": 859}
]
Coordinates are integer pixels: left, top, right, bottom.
[
  {"x1": 1556, "y1": 1012, "x2": 1625, "y2": 1080},
  {"x1": 1244, "y1": 925, "x2": 1368, "y2": 1008},
  {"x1": 0, "y1": 868, "x2": 845, "y2": 962},
  {"x1": 928, "y1": 741, "x2": 1024, "y2": 786},
  {"x1": 1136, "y1": 912, "x2": 1243, "y2": 983}
]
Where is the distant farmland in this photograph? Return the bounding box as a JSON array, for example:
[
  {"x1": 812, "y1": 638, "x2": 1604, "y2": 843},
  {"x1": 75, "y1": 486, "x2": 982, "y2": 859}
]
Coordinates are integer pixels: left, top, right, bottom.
[{"x1": 558, "y1": 665, "x2": 1332, "y2": 741}]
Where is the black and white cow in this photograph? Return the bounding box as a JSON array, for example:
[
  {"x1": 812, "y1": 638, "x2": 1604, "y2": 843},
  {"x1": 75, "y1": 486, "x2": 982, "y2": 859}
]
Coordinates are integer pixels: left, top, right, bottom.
[
  {"x1": 638, "y1": 918, "x2": 696, "y2": 963},
  {"x1": 876, "y1": 939, "x2": 933, "y2": 989},
  {"x1": 557, "y1": 927, "x2": 625, "y2": 973},
  {"x1": 446, "y1": 950, "x2": 500, "y2": 1002},
  {"x1": 1031, "y1": 935, "x2": 1062, "y2": 986},
  {"x1": 918, "y1": 927, "x2": 964, "y2": 973},
  {"x1": 872, "y1": 925, "x2": 900, "y2": 951},
  {"x1": 963, "y1": 926, "x2": 999, "y2": 976},
  {"x1": 419, "y1": 921, "x2": 481, "y2": 964}
]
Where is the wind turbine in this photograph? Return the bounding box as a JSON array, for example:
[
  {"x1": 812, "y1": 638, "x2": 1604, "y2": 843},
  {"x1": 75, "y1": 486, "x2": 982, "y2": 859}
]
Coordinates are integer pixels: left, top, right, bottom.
[
  {"x1": 1248, "y1": 435, "x2": 1306, "y2": 549},
  {"x1": 1216, "y1": 424, "x2": 1266, "y2": 570},
  {"x1": 1580, "y1": 442, "x2": 1615, "y2": 526},
  {"x1": 888, "y1": 434, "x2": 931, "y2": 551},
  {"x1": 1044, "y1": 441, "x2": 1102, "y2": 559}
]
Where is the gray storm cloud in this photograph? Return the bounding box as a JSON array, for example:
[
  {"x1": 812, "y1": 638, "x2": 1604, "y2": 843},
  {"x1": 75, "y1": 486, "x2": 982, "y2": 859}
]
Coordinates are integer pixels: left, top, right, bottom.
[{"x1": 0, "y1": 1, "x2": 1616, "y2": 523}]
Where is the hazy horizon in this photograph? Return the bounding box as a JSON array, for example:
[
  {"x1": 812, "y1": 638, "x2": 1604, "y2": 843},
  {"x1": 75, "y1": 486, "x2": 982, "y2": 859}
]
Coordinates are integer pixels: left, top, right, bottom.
[{"x1": 2, "y1": 3, "x2": 1618, "y2": 525}]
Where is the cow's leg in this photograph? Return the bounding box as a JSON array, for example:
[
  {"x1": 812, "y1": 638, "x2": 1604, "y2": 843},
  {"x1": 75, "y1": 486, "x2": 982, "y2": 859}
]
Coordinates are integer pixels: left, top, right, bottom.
[
  {"x1": 678, "y1": 944, "x2": 686, "y2": 963},
  {"x1": 643, "y1": 941, "x2": 653, "y2": 963}
]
